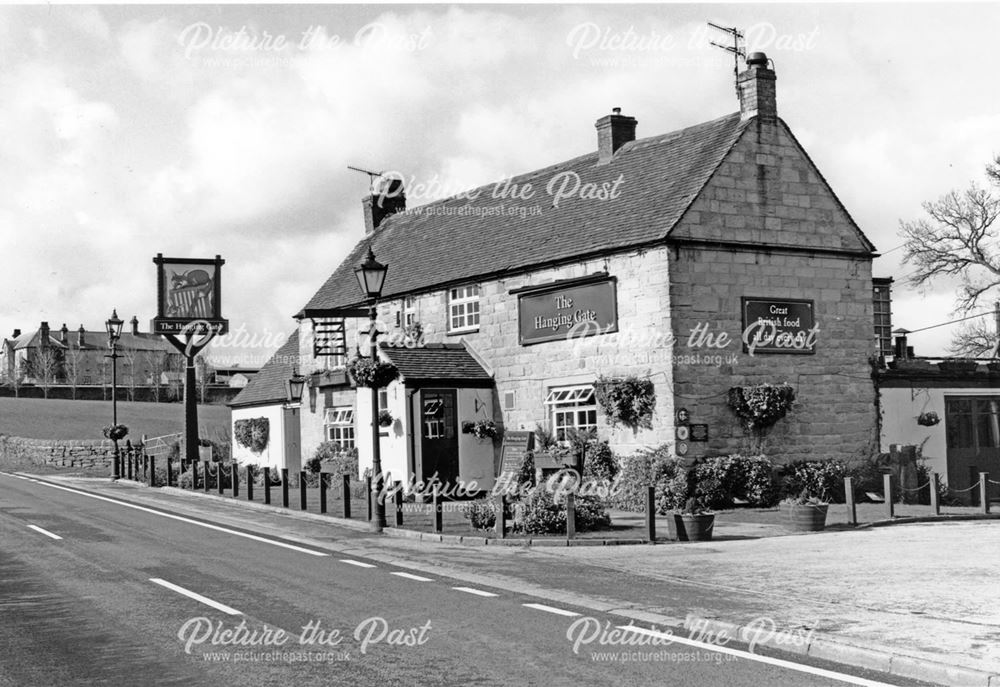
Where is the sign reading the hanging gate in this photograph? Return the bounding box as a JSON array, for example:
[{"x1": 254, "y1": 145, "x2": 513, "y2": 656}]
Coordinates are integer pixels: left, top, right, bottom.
[
  {"x1": 151, "y1": 254, "x2": 229, "y2": 335},
  {"x1": 514, "y1": 274, "x2": 618, "y2": 346}
]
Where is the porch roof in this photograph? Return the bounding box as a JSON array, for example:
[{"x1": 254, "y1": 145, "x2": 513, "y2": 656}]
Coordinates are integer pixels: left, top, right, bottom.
[{"x1": 379, "y1": 343, "x2": 492, "y2": 386}]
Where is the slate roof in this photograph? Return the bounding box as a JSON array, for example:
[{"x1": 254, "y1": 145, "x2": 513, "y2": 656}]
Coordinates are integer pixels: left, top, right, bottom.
[
  {"x1": 379, "y1": 343, "x2": 492, "y2": 383},
  {"x1": 229, "y1": 330, "x2": 300, "y2": 407},
  {"x1": 8, "y1": 327, "x2": 172, "y2": 352},
  {"x1": 300, "y1": 112, "x2": 753, "y2": 314}
]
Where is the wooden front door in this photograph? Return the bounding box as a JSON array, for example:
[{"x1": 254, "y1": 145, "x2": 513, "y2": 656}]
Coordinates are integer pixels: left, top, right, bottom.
[
  {"x1": 420, "y1": 389, "x2": 459, "y2": 486},
  {"x1": 945, "y1": 397, "x2": 1000, "y2": 503}
]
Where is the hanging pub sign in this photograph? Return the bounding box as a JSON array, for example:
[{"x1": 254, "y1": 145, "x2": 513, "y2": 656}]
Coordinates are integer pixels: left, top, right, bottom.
[
  {"x1": 741, "y1": 297, "x2": 817, "y2": 355},
  {"x1": 513, "y1": 274, "x2": 618, "y2": 346},
  {"x1": 151, "y1": 254, "x2": 229, "y2": 336}
]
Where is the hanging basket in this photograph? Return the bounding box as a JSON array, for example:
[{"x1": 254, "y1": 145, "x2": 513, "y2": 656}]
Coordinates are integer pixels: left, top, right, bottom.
[{"x1": 347, "y1": 356, "x2": 399, "y2": 388}]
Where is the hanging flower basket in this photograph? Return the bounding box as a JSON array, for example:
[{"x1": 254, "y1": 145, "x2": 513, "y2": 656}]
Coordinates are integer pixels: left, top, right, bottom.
[
  {"x1": 462, "y1": 419, "x2": 498, "y2": 441},
  {"x1": 727, "y1": 383, "x2": 796, "y2": 431},
  {"x1": 234, "y1": 417, "x2": 269, "y2": 454},
  {"x1": 917, "y1": 411, "x2": 940, "y2": 427},
  {"x1": 378, "y1": 409, "x2": 394, "y2": 427},
  {"x1": 938, "y1": 360, "x2": 979, "y2": 373},
  {"x1": 594, "y1": 375, "x2": 656, "y2": 430},
  {"x1": 103, "y1": 424, "x2": 129, "y2": 441},
  {"x1": 347, "y1": 356, "x2": 399, "y2": 388}
]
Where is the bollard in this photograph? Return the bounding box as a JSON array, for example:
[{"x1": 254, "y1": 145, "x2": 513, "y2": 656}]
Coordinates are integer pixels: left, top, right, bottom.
[
  {"x1": 394, "y1": 481, "x2": 404, "y2": 527},
  {"x1": 127, "y1": 451, "x2": 133, "y2": 480},
  {"x1": 232, "y1": 464, "x2": 239, "y2": 498},
  {"x1": 149, "y1": 456, "x2": 156, "y2": 487},
  {"x1": 166, "y1": 455, "x2": 173, "y2": 487},
  {"x1": 366, "y1": 476, "x2": 373, "y2": 521},
  {"x1": 217, "y1": 463, "x2": 224, "y2": 495},
  {"x1": 143, "y1": 451, "x2": 148, "y2": 482},
  {"x1": 496, "y1": 495, "x2": 507, "y2": 539},
  {"x1": 883, "y1": 473, "x2": 894, "y2": 519},
  {"x1": 300, "y1": 471, "x2": 308, "y2": 511},
  {"x1": 203, "y1": 461, "x2": 211, "y2": 493},
  {"x1": 191, "y1": 460, "x2": 198, "y2": 490},
  {"x1": 247, "y1": 466, "x2": 254, "y2": 502},
  {"x1": 433, "y1": 488, "x2": 443, "y2": 534},
  {"x1": 566, "y1": 493, "x2": 576, "y2": 540},
  {"x1": 980, "y1": 472, "x2": 990, "y2": 515},
  {"x1": 342, "y1": 475, "x2": 352, "y2": 519},
  {"x1": 930, "y1": 472, "x2": 940, "y2": 515},
  {"x1": 281, "y1": 469, "x2": 289, "y2": 508},
  {"x1": 844, "y1": 477, "x2": 857, "y2": 526},
  {"x1": 645, "y1": 486, "x2": 656, "y2": 543},
  {"x1": 263, "y1": 467, "x2": 271, "y2": 505},
  {"x1": 320, "y1": 473, "x2": 328, "y2": 514}
]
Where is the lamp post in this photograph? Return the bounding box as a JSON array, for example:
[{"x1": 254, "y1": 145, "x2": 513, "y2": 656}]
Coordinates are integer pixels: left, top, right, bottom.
[
  {"x1": 355, "y1": 246, "x2": 388, "y2": 532},
  {"x1": 285, "y1": 368, "x2": 306, "y2": 406},
  {"x1": 106, "y1": 309, "x2": 124, "y2": 480}
]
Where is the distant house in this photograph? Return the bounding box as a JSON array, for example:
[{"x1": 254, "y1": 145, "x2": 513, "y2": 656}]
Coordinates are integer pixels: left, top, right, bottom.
[
  {"x1": 1, "y1": 318, "x2": 181, "y2": 388},
  {"x1": 212, "y1": 365, "x2": 261, "y2": 388}
]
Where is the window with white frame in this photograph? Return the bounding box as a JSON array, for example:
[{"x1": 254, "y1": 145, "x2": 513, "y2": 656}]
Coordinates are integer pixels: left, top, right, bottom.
[
  {"x1": 448, "y1": 285, "x2": 480, "y2": 333},
  {"x1": 544, "y1": 385, "x2": 598, "y2": 441},
  {"x1": 403, "y1": 296, "x2": 417, "y2": 329},
  {"x1": 324, "y1": 407, "x2": 355, "y2": 449}
]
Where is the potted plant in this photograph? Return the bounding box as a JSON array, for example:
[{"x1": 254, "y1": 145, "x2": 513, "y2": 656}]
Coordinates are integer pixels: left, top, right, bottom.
[
  {"x1": 103, "y1": 424, "x2": 129, "y2": 442},
  {"x1": 378, "y1": 409, "x2": 394, "y2": 427},
  {"x1": 462, "y1": 420, "x2": 499, "y2": 441},
  {"x1": 671, "y1": 496, "x2": 715, "y2": 541},
  {"x1": 780, "y1": 488, "x2": 829, "y2": 532},
  {"x1": 916, "y1": 411, "x2": 940, "y2": 427},
  {"x1": 938, "y1": 359, "x2": 979, "y2": 373}
]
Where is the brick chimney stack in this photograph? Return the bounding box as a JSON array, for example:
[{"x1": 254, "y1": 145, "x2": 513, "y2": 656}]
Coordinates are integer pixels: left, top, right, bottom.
[
  {"x1": 737, "y1": 52, "x2": 777, "y2": 123},
  {"x1": 77, "y1": 325, "x2": 85, "y2": 347},
  {"x1": 595, "y1": 107, "x2": 637, "y2": 165},
  {"x1": 39, "y1": 321, "x2": 50, "y2": 349},
  {"x1": 363, "y1": 174, "x2": 406, "y2": 235},
  {"x1": 60, "y1": 323, "x2": 69, "y2": 343},
  {"x1": 131, "y1": 315, "x2": 139, "y2": 335},
  {"x1": 12, "y1": 328, "x2": 21, "y2": 339}
]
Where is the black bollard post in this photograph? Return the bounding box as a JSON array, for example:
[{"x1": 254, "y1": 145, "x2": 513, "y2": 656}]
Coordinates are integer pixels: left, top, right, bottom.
[
  {"x1": 217, "y1": 463, "x2": 224, "y2": 495},
  {"x1": 433, "y1": 488, "x2": 443, "y2": 534},
  {"x1": 845, "y1": 477, "x2": 857, "y2": 525},
  {"x1": 496, "y1": 495, "x2": 507, "y2": 539},
  {"x1": 149, "y1": 456, "x2": 156, "y2": 487},
  {"x1": 232, "y1": 464, "x2": 239, "y2": 498},
  {"x1": 566, "y1": 493, "x2": 576, "y2": 540},
  {"x1": 394, "y1": 481, "x2": 403, "y2": 527},
  {"x1": 342, "y1": 475, "x2": 352, "y2": 519},
  {"x1": 191, "y1": 459, "x2": 198, "y2": 490},
  {"x1": 930, "y1": 472, "x2": 940, "y2": 515},
  {"x1": 300, "y1": 471, "x2": 307, "y2": 511},
  {"x1": 320, "y1": 473, "x2": 328, "y2": 514},
  {"x1": 166, "y1": 454, "x2": 173, "y2": 487},
  {"x1": 645, "y1": 486, "x2": 656, "y2": 543},
  {"x1": 980, "y1": 472, "x2": 990, "y2": 515},
  {"x1": 263, "y1": 467, "x2": 271, "y2": 505},
  {"x1": 883, "y1": 473, "x2": 894, "y2": 519},
  {"x1": 246, "y1": 466, "x2": 254, "y2": 502},
  {"x1": 204, "y1": 461, "x2": 211, "y2": 493},
  {"x1": 127, "y1": 451, "x2": 133, "y2": 480},
  {"x1": 281, "y1": 468, "x2": 289, "y2": 508},
  {"x1": 366, "y1": 476, "x2": 372, "y2": 521}
]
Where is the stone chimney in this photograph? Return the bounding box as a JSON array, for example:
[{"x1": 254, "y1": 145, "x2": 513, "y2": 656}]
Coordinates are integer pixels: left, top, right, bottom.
[
  {"x1": 77, "y1": 325, "x2": 85, "y2": 347},
  {"x1": 12, "y1": 328, "x2": 21, "y2": 339},
  {"x1": 737, "y1": 52, "x2": 777, "y2": 123},
  {"x1": 131, "y1": 315, "x2": 139, "y2": 335},
  {"x1": 893, "y1": 329, "x2": 910, "y2": 359},
  {"x1": 39, "y1": 321, "x2": 50, "y2": 348},
  {"x1": 60, "y1": 323, "x2": 69, "y2": 343},
  {"x1": 595, "y1": 108, "x2": 637, "y2": 165},
  {"x1": 363, "y1": 174, "x2": 406, "y2": 235}
]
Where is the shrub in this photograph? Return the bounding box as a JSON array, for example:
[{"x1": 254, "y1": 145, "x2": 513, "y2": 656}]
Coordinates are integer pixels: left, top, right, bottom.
[
  {"x1": 515, "y1": 488, "x2": 610, "y2": 535},
  {"x1": 594, "y1": 375, "x2": 656, "y2": 430},
  {"x1": 609, "y1": 445, "x2": 682, "y2": 514},
  {"x1": 464, "y1": 500, "x2": 497, "y2": 530},
  {"x1": 516, "y1": 451, "x2": 536, "y2": 490},
  {"x1": 777, "y1": 459, "x2": 848, "y2": 503},
  {"x1": 728, "y1": 383, "x2": 795, "y2": 431},
  {"x1": 582, "y1": 440, "x2": 619, "y2": 482},
  {"x1": 692, "y1": 455, "x2": 778, "y2": 508}
]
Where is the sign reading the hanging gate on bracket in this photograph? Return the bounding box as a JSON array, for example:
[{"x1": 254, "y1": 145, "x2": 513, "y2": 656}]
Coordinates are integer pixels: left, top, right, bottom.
[{"x1": 151, "y1": 254, "x2": 229, "y2": 336}]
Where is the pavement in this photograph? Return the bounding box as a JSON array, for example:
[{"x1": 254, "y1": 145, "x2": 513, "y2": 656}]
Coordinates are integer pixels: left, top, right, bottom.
[{"x1": 14, "y1": 472, "x2": 1000, "y2": 687}]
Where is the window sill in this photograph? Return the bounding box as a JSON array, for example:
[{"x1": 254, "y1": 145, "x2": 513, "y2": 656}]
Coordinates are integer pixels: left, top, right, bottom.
[{"x1": 446, "y1": 327, "x2": 480, "y2": 336}]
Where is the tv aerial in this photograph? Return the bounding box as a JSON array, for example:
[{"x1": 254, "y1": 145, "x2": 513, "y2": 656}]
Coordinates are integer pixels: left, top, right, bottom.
[
  {"x1": 708, "y1": 22, "x2": 746, "y2": 96},
  {"x1": 347, "y1": 165, "x2": 385, "y2": 193}
]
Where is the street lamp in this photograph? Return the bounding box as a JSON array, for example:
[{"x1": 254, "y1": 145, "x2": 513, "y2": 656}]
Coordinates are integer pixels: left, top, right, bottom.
[
  {"x1": 355, "y1": 246, "x2": 388, "y2": 532},
  {"x1": 105, "y1": 309, "x2": 124, "y2": 480},
  {"x1": 285, "y1": 367, "x2": 306, "y2": 405}
]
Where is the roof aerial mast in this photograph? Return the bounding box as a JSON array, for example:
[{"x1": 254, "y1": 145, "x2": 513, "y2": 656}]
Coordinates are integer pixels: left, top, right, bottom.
[
  {"x1": 707, "y1": 22, "x2": 746, "y2": 97},
  {"x1": 347, "y1": 165, "x2": 385, "y2": 193}
]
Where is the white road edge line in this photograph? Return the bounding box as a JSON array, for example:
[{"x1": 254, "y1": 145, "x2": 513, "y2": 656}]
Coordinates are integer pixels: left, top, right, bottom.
[
  {"x1": 617, "y1": 625, "x2": 898, "y2": 687},
  {"x1": 11, "y1": 475, "x2": 329, "y2": 557},
  {"x1": 523, "y1": 603, "x2": 580, "y2": 617},
  {"x1": 150, "y1": 578, "x2": 242, "y2": 616},
  {"x1": 390, "y1": 572, "x2": 432, "y2": 582},
  {"x1": 27, "y1": 524, "x2": 62, "y2": 540},
  {"x1": 339, "y1": 559, "x2": 377, "y2": 568},
  {"x1": 453, "y1": 587, "x2": 498, "y2": 598}
]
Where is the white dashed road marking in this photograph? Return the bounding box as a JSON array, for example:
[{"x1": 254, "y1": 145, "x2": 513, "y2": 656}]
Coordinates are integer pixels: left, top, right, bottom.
[
  {"x1": 452, "y1": 587, "x2": 499, "y2": 597},
  {"x1": 522, "y1": 603, "x2": 580, "y2": 617},
  {"x1": 391, "y1": 572, "x2": 432, "y2": 582},
  {"x1": 27, "y1": 524, "x2": 62, "y2": 540},
  {"x1": 149, "y1": 578, "x2": 242, "y2": 616},
  {"x1": 339, "y1": 559, "x2": 377, "y2": 568}
]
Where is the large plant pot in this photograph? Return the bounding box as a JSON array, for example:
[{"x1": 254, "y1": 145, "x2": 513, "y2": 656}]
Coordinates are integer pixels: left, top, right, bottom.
[
  {"x1": 670, "y1": 513, "x2": 715, "y2": 541},
  {"x1": 781, "y1": 502, "x2": 829, "y2": 532}
]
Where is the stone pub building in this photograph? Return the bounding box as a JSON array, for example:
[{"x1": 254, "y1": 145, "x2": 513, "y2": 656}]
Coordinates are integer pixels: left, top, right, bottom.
[{"x1": 232, "y1": 53, "x2": 879, "y2": 488}]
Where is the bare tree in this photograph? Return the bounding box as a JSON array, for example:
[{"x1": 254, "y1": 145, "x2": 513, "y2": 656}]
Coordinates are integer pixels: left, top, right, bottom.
[
  {"x1": 64, "y1": 343, "x2": 84, "y2": 400},
  {"x1": 195, "y1": 357, "x2": 214, "y2": 404},
  {"x1": 144, "y1": 349, "x2": 168, "y2": 402},
  {"x1": 10, "y1": 357, "x2": 23, "y2": 398},
  {"x1": 121, "y1": 345, "x2": 137, "y2": 402},
  {"x1": 35, "y1": 347, "x2": 61, "y2": 399}
]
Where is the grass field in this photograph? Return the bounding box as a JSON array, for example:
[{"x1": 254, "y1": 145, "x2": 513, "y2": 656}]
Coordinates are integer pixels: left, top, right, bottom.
[{"x1": 0, "y1": 397, "x2": 231, "y2": 441}]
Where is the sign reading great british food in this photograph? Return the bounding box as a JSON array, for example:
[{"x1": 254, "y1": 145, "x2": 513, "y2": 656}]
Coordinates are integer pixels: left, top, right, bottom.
[{"x1": 741, "y1": 297, "x2": 817, "y2": 355}]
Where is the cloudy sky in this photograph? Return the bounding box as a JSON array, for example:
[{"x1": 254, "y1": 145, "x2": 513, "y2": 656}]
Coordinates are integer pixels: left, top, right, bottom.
[{"x1": 2, "y1": 3, "x2": 999, "y2": 365}]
